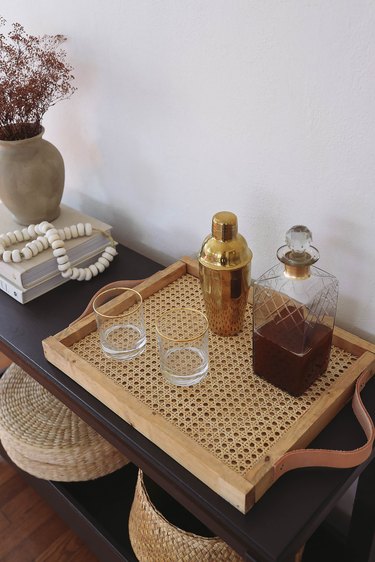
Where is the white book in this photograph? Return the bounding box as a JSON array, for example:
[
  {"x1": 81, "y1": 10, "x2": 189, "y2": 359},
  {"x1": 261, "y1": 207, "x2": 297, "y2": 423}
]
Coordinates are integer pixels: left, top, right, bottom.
[
  {"x1": 0, "y1": 245, "x2": 113, "y2": 303},
  {"x1": 0, "y1": 204, "x2": 113, "y2": 289}
]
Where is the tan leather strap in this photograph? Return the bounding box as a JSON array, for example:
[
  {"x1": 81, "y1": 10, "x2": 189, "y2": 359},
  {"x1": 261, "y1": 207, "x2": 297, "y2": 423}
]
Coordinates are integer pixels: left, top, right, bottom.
[
  {"x1": 274, "y1": 367, "x2": 375, "y2": 480},
  {"x1": 71, "y1": 279, "x2": 145, "y2": 324}
]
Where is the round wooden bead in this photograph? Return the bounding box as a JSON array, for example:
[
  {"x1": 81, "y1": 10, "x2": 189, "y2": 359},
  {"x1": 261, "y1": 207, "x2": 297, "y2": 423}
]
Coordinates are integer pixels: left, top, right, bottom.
[
  {"x1": 70, "y1": 268, "x2": 80, "y2": 280},
  {"x1": 0, "y1": 235, "x2": 10, "y2": 247},
  {"x1": 84, "y1": 268, "x2": 92, "y2": 281},
  {"x1": 53, "y1": 248, "x2": 66, "y2": 258},
  {"x1": 14, "y1": 230, "x2": 23, "y2": 242},
  {"x1": 63, "y1": 227, "x2": 72, "y2": 240},
  {"x1": 77, "y1": 223, "x2": 85, "y2": 236},
  {"x1": 95, "y1": 261, "x2": 105, "y2": 273},
  {"x1": 37, "y1": 236, "x2": 49, "y2": 250},
  {"x1": 58, "y1": 262, "x2": 71, "y2": 272},
  {"x1": 6, "y1": 232, "x2": 17, "y2": 244},
  {"x1": 34, "y1": 224, "x2": 43, "y2": 236},
  {"x1": 105, "y1": 246, "x2": 117, "y2": 256},
  {"x1": 46, "y1": 230, "x2": 58, "y2": 242},
  {"x1": 98, "y1": 256, "x2": 110, "y2": 268},
  {"x1": 57, "y1": 255, "x2": 69, "y2": 265},
  {"x1": 61, "y1": 268, "x2": 73, "y2": 278},
  {"x1": 47, "y1": 233, "x2": 60, "y2": 245},
  {"x1": 77, "y1": 268, "x2": 86, "y2": 281},
  {"x1": 89, "y1": 264, "x2": 98, "y2": 276},
  {"x1": 102, "y1": 251, "x2": 114, "y2": 262},
  {"x1": 70, "y1": 225, "x2": 78, "y2": 238},
  {"x1": 84, "y1": 223, "x2": 92, "y2": 236},
  {"x1": 21, "y1": 228, "x2": 31, "y2": 241},
  {"x1": 26, "y1": 242, "x2": 39, "y2": 256},
  {"x1": 39, "y1": 221, "x2": 53, "y2": 234},
  {"x1": 27, "y1": 225, "x2": 36, "y2": 237},
  {"x1": 2, "y1": 250, "x2": 12, "y2": 262},
  {"x1": 22, "y1": 247, "x2": 33, "y2": 260},
  {"x1": 11, "y1": 249, "x2": 22, "y2": 262},
  {"x1": 34, "y1": 240, "x2": 44, "y2": 253},
  {"x1": 51, "y1": 239, "x2": 64, "y2": 250},
  {"x1": 57, "y1": 229, "x2": 66, "y2": 240}
]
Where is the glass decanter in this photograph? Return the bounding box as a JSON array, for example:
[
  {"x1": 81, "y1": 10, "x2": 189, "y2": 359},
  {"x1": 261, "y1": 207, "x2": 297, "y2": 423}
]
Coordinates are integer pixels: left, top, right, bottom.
[{"x1": 252, "y1": 225, "x2": 339, "y2": 396}]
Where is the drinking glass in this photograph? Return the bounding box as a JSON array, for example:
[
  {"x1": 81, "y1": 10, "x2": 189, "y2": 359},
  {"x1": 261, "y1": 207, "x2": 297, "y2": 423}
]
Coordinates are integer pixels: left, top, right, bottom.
[
  {"x1": 156, "y1": 307, "x2": 209, "y2": 386},
  {"x1": 93, "y1": 287, "x2": 146, "y2": 360}
]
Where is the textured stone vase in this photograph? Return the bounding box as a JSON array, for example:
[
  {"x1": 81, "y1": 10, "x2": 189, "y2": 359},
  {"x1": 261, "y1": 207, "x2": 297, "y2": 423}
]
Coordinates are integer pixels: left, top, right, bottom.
[{"x1": 0, "y1": 127, "x2": 65, "y2": 225}]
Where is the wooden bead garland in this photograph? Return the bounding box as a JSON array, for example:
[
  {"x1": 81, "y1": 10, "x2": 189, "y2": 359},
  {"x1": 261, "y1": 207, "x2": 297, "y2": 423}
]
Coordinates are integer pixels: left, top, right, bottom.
[{"x1": 0, "y1": 221, "x2": 117, "y2": 282}]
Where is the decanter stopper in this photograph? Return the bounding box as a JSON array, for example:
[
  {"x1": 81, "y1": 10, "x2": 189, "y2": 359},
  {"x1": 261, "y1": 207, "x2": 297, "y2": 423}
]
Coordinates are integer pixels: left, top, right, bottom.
[{"x1": 277, "y1": 225, "x2": 320, "y2": 278}]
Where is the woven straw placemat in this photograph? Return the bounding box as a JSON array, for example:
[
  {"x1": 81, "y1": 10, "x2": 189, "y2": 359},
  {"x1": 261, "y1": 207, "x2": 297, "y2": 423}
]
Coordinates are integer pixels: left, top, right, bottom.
[{"x1": 0, "y1": 363, "x2": 128, "y2": 481}]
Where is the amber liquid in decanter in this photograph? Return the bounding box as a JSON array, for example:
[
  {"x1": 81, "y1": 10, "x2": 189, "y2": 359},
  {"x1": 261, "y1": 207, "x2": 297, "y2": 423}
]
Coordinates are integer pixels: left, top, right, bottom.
[
  {"x1": 253, "y1": 306, "x2": 333, "y2": 397},
  {"x1": 252, "y1": 226, "x2": 338, "y2": 397}
]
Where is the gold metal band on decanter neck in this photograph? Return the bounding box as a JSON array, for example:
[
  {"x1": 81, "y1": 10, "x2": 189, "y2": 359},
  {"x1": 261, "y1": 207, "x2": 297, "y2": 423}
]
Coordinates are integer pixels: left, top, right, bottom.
[{"x1": 284, "y1": 264, "x2": 311, "y2": 279}]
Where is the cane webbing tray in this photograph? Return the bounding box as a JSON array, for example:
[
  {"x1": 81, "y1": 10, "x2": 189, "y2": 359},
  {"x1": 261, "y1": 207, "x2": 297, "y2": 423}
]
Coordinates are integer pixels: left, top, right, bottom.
[{"x1": 43, "y1": 258, "x2": 375, "y2": 512}]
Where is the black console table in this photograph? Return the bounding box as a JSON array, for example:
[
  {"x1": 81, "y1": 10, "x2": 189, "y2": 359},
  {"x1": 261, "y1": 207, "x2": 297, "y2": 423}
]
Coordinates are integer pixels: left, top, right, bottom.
[{"x1": 0, "y1": 244, "x2": 374, "y2": 562}]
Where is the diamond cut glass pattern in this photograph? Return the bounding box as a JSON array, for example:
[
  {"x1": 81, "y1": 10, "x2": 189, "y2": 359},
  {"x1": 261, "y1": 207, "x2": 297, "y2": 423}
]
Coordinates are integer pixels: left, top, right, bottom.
[{"x1": 253, "y1": 263, "x2": 338, "y2": 354}]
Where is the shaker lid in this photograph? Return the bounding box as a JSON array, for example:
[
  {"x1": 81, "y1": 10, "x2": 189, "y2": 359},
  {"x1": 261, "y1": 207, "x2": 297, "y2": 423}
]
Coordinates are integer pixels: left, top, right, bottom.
[
  {"x1": 198, "y1": 211, "x2": 252, "y2": 270},
  {"x1": 212, "y1": 211, "x2": 238, "y2": 241},
  {"x1": 277, "y1": 225, "x2": 319, "y2": 267}
]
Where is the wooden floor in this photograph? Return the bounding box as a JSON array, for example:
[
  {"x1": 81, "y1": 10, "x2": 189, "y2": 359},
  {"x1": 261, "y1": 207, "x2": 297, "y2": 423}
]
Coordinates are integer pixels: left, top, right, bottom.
[{"x1": 0, "y1": 456, "x2": 98, "y2": 562}]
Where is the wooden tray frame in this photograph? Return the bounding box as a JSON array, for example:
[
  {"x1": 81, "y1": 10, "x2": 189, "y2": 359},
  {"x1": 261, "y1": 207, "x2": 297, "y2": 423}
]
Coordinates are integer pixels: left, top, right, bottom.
[{"x1": 42, "y1": 257, "x2": 375, "y2": 513}]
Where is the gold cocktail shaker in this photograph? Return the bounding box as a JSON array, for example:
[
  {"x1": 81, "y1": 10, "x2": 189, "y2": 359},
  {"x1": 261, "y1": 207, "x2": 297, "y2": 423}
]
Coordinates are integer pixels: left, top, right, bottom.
[{"x1": 198, "y1": 211, "x2": 252, "y2": 336}]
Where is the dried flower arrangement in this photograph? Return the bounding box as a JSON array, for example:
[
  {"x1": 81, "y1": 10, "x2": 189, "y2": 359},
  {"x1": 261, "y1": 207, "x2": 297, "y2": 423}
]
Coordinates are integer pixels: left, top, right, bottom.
[{"x1": 0, "y1": 17, "x2": 76, "y2": 141}]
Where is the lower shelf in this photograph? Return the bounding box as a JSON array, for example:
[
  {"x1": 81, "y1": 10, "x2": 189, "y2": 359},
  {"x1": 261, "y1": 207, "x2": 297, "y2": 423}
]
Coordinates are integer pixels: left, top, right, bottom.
[
  {"x1": 303, "y1": 523, "x2": 346, "y2": 562},
  {"x1": 55, "y1": 465, "x2": 139, "y2": 562},
  {"x1": 0, "y1": 452, "x2": 218, "y2": 562},
  {"x1": 0, "y1": 443, "x2": 362, "y2": 562}
]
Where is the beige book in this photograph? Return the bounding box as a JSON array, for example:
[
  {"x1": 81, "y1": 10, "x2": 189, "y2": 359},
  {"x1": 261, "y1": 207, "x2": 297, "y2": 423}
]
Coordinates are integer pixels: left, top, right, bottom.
[
  {"x1": 0, "y1": 245, "x2": 114, "y2": 304},
  {"x1": 0, "y1": 204, "x2": 113, "y2": 289}
]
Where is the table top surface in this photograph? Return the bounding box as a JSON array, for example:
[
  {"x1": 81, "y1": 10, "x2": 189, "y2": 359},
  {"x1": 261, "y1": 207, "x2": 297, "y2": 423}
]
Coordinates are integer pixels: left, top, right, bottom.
[{"x1": 0, "y1": 244, "x2": 374, "y2": 562}]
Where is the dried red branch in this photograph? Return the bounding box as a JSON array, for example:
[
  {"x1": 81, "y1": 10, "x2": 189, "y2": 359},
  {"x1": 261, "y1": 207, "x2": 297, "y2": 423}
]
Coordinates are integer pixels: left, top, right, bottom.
[{"x1": 0, "y1": 17, "x2": 76, "y2": 141}]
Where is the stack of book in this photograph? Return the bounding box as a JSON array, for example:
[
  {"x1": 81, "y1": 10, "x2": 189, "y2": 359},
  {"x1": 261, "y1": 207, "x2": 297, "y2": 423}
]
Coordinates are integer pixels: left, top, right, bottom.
[{"x1": 0, "y1": 203, "x2": 114, "y2": 303}]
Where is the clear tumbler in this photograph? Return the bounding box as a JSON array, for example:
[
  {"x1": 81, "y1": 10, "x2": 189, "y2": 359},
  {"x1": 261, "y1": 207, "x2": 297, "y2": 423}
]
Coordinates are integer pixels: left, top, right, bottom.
[
  {"x1": 93, "y1": 287, "x2": 146, "y2": 361},
  {"x1": 156, "y1": 307, "x2": 209, "y2": 386}
]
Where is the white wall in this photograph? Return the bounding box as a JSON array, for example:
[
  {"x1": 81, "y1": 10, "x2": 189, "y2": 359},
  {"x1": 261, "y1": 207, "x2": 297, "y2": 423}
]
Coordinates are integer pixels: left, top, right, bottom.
[{"x1": 2, "y1": 1, "x2": 375, "y2": 341}]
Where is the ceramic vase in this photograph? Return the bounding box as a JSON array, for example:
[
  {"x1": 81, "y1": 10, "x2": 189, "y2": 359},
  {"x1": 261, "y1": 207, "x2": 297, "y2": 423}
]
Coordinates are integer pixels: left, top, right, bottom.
[{"x1": 0, "y1": 127, "x2": 64, "y2": 225}]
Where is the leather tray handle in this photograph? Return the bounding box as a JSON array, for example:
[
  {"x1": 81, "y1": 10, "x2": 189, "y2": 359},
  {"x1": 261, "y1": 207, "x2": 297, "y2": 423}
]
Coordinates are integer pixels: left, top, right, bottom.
[
  {"x1": 71, "y1": 279, "x2": 145, "y2": 324},
  {"x1": 273, "y1": 367, "x2": 375, "y2": 480}
]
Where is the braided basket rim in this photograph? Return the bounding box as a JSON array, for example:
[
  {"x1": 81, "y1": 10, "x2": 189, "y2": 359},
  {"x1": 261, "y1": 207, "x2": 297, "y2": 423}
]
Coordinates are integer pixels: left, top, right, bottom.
[{"x1": 0, "y1": 363, "x2": 128, "y2": 480}]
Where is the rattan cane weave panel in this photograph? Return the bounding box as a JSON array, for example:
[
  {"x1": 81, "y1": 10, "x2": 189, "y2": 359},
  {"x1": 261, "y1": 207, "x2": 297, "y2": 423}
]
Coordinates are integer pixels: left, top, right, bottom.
[{"x1": 71, "y1": 273, "x2": 357, "y2": 476}]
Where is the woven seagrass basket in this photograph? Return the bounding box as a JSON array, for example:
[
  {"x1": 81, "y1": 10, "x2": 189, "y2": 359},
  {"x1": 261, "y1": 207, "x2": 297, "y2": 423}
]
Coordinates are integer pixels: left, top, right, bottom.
[
  {"x1": 0, "y1": 363, "x2": 128, "y2": 481},
  {"x1": 129, "y1": 469, "x2": 243, "y2": 562},
  {"x1": 129, "y1": 470, "x2": 306, "y2": 562}
]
